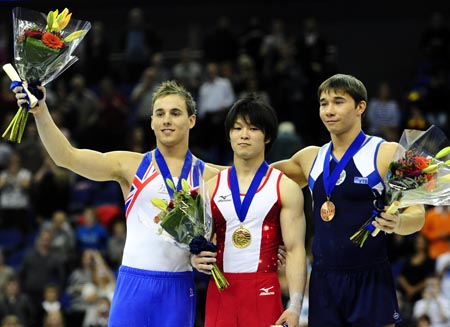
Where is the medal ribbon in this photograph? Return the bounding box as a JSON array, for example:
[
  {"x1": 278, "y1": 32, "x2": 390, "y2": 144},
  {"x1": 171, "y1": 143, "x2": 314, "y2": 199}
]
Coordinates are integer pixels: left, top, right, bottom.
[
  {"x1": 323, "y1": 131, "x2": 366, "y2": 197},
  {"x1": 230, "y1": 161, "x2": 269, "y2": 223},
  {"x1": 155, "y1": 148, "x2": 193, "y2": 198}
]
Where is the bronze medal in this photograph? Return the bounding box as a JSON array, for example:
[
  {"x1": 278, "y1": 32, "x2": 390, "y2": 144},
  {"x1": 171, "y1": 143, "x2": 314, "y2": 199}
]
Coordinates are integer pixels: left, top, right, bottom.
[
  {"x1": 232, "y1": 225, "x2": 252, "y2": 248},
  {"x1": 320, "y1": 200, "x2": 335, "y2": 222}
]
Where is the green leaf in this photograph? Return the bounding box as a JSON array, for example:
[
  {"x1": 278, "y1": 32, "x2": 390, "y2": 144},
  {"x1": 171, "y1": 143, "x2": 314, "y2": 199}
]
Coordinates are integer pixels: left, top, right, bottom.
[
  {"x1": 160, "y1": 209, "x2": 185, "y2": 241},
  {"x1": 23, "y1": 37, "x2": 60, "y2": 65}
]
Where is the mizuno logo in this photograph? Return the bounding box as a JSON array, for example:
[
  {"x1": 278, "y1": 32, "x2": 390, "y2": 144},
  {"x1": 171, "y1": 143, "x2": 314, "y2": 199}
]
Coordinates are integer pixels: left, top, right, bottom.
[
  {"x1": 218, "y1": 194, "x2": 232, "y2": 202},
  {"x1": 259, "y1": 286, "x2": 275, "y2": 296}
]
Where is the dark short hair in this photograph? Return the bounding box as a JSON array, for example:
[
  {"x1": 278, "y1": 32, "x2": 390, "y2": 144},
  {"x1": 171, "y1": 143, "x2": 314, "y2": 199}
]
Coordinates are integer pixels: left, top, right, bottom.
[
  {"x1": 225, "y1": 94, "x2": 278, "y2": 153},
  {"x1": 152, "y1": 80, "x2": 197, "y2": 116},
  {"x1": 318, "y1": 73, "x2": 368, "y2": 105}
]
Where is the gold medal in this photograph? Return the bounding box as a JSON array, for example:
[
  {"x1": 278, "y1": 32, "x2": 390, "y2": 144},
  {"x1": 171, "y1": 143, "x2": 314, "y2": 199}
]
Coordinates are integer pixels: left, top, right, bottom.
[
  {"x1": 320, "y1": 200, "x2": 335, "y2": 222},
  {"x1": 232, "y1": 225, "x2": 252, "y2": 248}
]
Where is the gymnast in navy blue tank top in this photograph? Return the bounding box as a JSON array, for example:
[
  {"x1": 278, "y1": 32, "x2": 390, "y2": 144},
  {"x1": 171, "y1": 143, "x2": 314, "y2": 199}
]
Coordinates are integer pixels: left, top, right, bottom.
[
  {"x1": 272, "y1": 74, "x2": 425, "y2": 327},
  {"x1": 307, "y1": 136, "x2": 402, "y2": 326}
]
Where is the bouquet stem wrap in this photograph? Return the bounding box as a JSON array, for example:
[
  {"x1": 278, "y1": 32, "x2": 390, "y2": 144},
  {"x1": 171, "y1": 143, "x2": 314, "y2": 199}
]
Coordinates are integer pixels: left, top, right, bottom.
[{"x1": 189, "y1": 236, "x2": 229, "y2": 291}]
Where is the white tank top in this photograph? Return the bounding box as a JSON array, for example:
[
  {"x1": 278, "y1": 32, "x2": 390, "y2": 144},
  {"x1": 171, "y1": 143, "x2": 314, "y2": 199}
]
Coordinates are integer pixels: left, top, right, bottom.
[{"x1": 122, "y1": 152, "x2": 204, "y2": 272}]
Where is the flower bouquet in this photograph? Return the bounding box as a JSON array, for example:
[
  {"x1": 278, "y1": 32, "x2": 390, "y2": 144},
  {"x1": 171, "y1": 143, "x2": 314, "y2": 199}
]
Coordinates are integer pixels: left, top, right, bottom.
[
  {"x1": 2, "y1": 7, "x2": 91, "y2": 142},
  {"x1": 151, "y1": 178, "x2": 229, "y2": 291},
  {"x1": 350, "y1": 125, "x2": 450, "y2": 247}
]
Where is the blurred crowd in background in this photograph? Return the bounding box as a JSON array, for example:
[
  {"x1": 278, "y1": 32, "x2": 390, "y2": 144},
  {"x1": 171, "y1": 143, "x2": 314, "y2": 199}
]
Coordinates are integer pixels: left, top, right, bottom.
[{"x1": 0, "y1": 5, "x2": 450, "y2": 327}]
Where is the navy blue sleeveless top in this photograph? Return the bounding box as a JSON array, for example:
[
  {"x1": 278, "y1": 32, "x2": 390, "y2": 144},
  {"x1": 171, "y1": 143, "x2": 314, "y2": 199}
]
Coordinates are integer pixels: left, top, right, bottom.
[{"x1": 308, "y1": 136, "x2": 388, "y2": 270}]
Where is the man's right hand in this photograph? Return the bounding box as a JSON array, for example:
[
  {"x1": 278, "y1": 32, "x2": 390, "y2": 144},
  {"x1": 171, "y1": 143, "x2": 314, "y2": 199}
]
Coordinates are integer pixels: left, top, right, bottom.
[
  {"x1": 13, "y1": 85, "x2": 46, "y2": 114},
  {"x1": 191, "y1": 251, "x2": 216, "y2": 274}
]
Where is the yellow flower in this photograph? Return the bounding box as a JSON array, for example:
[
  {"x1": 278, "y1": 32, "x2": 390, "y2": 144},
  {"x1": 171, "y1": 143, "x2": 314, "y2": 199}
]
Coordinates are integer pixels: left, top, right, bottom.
[
  {"x1": 56, "y1": 8, "x2": 71, "y2": 30},
  {"x1": 46, "y1": 8, "x2": 72, "y2": 32}
]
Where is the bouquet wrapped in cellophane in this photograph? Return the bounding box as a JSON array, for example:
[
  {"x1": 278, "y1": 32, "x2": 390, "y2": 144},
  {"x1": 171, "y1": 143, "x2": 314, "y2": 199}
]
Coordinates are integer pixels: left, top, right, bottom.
[
  {"x1": 351, "y1": 125, "x2": 450, "y2": 247},
  {"x1": 151, "y1": 178, "x2": 229, "y2": 291},
  {"x1": 2, "y1": 7, "x2": 91, "y2": 142}
]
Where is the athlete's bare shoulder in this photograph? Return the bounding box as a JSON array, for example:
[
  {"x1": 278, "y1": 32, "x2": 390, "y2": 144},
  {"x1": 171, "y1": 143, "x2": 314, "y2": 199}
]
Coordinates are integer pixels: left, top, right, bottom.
[
  {"x1": 377, "y1": 141, "x2": 401, "y2": 176},
  {"x1": 272, "y1": 145, "x2": 320, "y2": 188}
]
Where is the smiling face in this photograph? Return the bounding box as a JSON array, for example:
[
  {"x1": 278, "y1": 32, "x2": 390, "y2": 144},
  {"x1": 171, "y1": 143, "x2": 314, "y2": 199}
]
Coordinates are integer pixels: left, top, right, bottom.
[
  {"x1": 229, "y1": 115, "x2": 267, "y2": 161},
  {"x1": 319, "y1": 89, "x2": 365, "y2": 136},
  {"x1": 151, "y1": 94, "x2": 196, "y2": 148}
]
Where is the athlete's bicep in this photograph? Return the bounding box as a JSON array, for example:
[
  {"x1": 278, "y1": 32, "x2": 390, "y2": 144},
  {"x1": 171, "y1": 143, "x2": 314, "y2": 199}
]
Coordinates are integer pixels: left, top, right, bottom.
[
  {"x1": 68, "y1": 149, "x2": 141, "y2": 183},
  {"x1": 279, "y1": 178, "x2": 306, "y2": 250}
]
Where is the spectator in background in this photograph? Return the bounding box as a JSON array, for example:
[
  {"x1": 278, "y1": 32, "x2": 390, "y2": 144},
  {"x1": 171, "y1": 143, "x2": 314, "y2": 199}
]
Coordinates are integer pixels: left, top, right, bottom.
[
  {"x1": 76, "y1": 208, "x2": 109, "y2": 255},
  {"x1": 366, "y1": 81, "x2": 402, "y2": 141},
  {"x1": 1, "y1": 315, "x2": 23, "y2": 327},
  {"x1": 43, "y1": 211, "x2": 76, "y2": 270},
  {"x1": 260, "y1": 18, "x2": 286, "y2": 82},
  {"x1": 33, "y1": 152, "x2": 72, "y2": 225},
  {"x1": 239, "y1": 17, "x2": 265, "y2": 71},
  {"x1": 267, "y1": 121, "x2": 304, "y2": 163},
  {"x1": 0, "y1": 249, "x2": 15, "y2": 298},
  {"x1": 396, "y1": 234, "x2": 436, "y2": 324},
  {"x1": 412, "y1": 276, "x2": 450, "y2": 327},
  {"x1": 234, "y1": 54, "x2": 259, "y2": 94},
  {"x1": 421, "y1": 206, "x2": 450, "y2": 259},
  {"x1": 83, "y1": 22, "x2": 111, "y2": 86},
  {"x1": 125, "y1": 126, "x2": 148, "y2": 153},
  {"x1": 16, "y1": 122, "x2": 45, "y2": 175},
  {"x1": 271, "y1": 41, "x2": 305, "y2": 124},
  {"x1": 172, "y1": 47, "x2": 202, "y2": 95},
  {"x1": 121, "y1": 7, "x2": 162, "y2": 83},
  {"x1": 84, "y1": 297, "x2": 110, "y2": 327},
  {"x1": 81, "y1": 253, "x2": 115, "y2": 327},
  {"x1": 238, "y1": 76, "x2": 270, "y2": 105},
  {"x1": 0, "y1": 152, "x2": 32, "y2": 234},
  {"x1": 197, "y1": 62, "x2": 235, "y2": 163},
  {"x1": 65, "y1": 250, "x2": 96, "y2": 327},
  {"x1": 149, "y1": 53, "x2": 171, "y2": 84},
  {"x1": 415, "y1": 314, "x2": 432, "y2": 327},
  {"x1": 130, "y1": 67, "x2": 158, "y2": 148},
  {"x1": 43, "y1": 311, "x2": 65, "y2": 327},
  {"x1": 296, "y1": 17, "x2": 329, "y2": 87},
  {"x1": 18, "y1": 229, "x2": 65, "y2": 325},
  {"x1": 405, "y1": 91, "x2": 428, "y2": 130},
  {"x1": 0, "y1": 76, "x2": 19, "y2": 133},
  {"x1": 94, "y1": 77, "x2": 129, "y2": 152},
  {"x1": 40, "y1": 284, "x2": 62, "y2": 326},
  {"x1": 65, "y1": 75, "x2": 99, "y2": 149},
  {"x1": 435, "y1": 235, "x2": 450, "y2": 300},
  {"x1": 0, "y1": 138, "x2": 13, "y2": 172},
  {"x1": 106, "y1": 220, "x2": 126, "y2": 271},
  {"x1": 0, "y1": 277, "x2": 34, "y2": 327}
]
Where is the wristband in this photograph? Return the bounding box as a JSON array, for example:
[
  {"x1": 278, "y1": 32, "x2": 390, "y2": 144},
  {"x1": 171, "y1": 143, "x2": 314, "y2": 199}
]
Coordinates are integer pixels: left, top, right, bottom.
[{"x1": 286, "y1": 291, "x2": 303, "y2": 315}]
